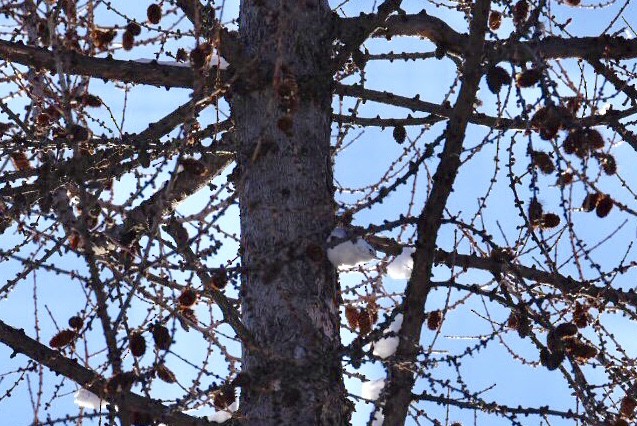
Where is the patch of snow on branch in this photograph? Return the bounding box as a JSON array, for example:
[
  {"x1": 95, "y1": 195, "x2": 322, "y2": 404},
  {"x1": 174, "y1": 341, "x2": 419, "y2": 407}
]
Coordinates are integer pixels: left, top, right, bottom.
[
  {"x1": 208, "y1": 401, "x2": 239, "y2": 423},
  {"x1": 386, "y1": 247, "x2": 415, "y2": 279},
  {"x1": 372, "y1": 314, "x2": 403, "y2": 359},
  {"x1": 133, "y1": 53, "x2": 229, "y2": 70},
  {"x1": 599, "y1": 102, "x2": 613, "y2": 116},
  {"x1": 361, "y1": 379, "x2": 385, "y2": 401},
  {"x1": 134, "y1": 58, "x2": 190, "y2": 67},
  {"x1": 74, "y1": 388, "x2": 108, "y2": 410},
  {"x1": 327, "y1": 228, "x2": 376, "y2": 268}
]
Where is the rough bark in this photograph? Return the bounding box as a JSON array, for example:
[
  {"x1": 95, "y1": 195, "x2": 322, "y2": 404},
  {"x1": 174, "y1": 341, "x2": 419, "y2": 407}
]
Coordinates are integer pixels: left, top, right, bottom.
[{"x1": 231, "y1": 1, "x2": 347, "y2": 424}]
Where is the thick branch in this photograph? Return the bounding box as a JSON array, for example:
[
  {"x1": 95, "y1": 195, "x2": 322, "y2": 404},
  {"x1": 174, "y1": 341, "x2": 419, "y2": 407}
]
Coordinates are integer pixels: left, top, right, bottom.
[
  {"x1": 608, "y1": 120, "x2": 637, "y2": 153},
  {"x1": 492, "y1": 35, "x2": 637, "y2": 63},
  {"x1": 382, "y1": 1, "x2": 491, "y2": 424},
  {"x1": 341, "y1": 12, "x2": 637, "y2": 62},
  {"x1": 333, "y1": 113, "x2": 443, "y2": 128},
  {"x1": 339, "y1": 10, "x2": 467, "y2": 56},
  {"x1": 0, "y1": 40, "x2": 201, "y2": 88},
  {"x1": 335, "y1": 83, "x2": 636, "y2": 130},
  {"x1": 175, "y1": 0, "x2": 203, "y2": 26},
  {"x1": 588, "y1": 59, "x2": 637, "y2": 106},
  {"x1": 0, "y1": 320, "x2": 214, "y2": 426},
  {"x1": 333, "y1": 0, "x2": 403, "y2": 70},
  {"x1": 369, "y1": 221, "x2": 637, "y2": 309},
  {"x1": 434, "y1": 249, "x2": 637, "y2": 308}
]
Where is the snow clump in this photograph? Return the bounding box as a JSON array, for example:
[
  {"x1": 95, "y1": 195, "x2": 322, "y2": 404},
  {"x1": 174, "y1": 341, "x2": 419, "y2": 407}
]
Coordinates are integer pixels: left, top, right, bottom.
[
  {"x1": 372, "y1": 314, "x2": 404, "y2": 359},
  {"x1": 327, "y1": 228, "x2": 376, "y2": 268},
  {"x1": 386, "y1": 247, "x2": 415, "y2": 279},
  {"x1": 208, "y1": 400, "x2": 239, "y2": 423},
  {"x1": 361, "y1": 379, "x2": 385, "y2": 401},
  {"x1": 74, "y1": 388, "x2": 108, "y2": 410}
]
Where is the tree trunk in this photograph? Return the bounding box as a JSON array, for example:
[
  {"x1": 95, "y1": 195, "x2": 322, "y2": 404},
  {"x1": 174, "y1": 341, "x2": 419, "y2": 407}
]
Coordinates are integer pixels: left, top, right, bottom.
[{"x1": 231, "y1": 1, "x2": 347, "y2": 424}]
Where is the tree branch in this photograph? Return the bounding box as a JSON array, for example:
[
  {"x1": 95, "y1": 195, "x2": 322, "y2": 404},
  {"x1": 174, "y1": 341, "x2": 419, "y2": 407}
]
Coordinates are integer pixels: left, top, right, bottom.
[
  {"x1": 333, "y1": 113, "x2": 444, "y2": 128},
  {"x1": 340, "y1": 10, "x2": 468, "y2": 57},
  {"x1": 434, "y1": 249, "x2": 637, "y2": 309},
  {"x1": 382, "y1": 1, "x2": 492, "y2": 423},
  {"x1": 588, "y1": 59, "x2": 637, "y2": 106},
  {"x1": 608, "y1": 120, "x2": 637, "y2": 153},
  {"x1": 113, "y1": 147, "x2": 234, "y2": 247},
  {"x1": 492, "y1": 35, "x2": 637, "y2": 63},
  {"x1": 0, "y1": 320, "x2": 215, "y2": 426},
  {"x1": 175, "y1": 0, "x2": 203, "y2": 26},
  {"x1": 334, "y1": 83, "x2": 637, "y2": 130},
  {"x1": 340, "y1": 11, "x2": 637, "y2": 62},
  {"x1": 0, "y1": 40, "x2": 202, "y2": 88},
  {"x1": 412, "y1": 390, "x2": 585, "y2": 420},
  {"x1": 165, "y1": 219, "x2": 254, "y2": 345},
  {"x1": 333, "y1": 0, "x2": 404, "y2": 70}
]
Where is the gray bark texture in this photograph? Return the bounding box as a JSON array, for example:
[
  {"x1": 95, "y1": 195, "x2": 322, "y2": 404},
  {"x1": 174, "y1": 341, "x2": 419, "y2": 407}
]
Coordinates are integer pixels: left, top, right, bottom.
[{"x1": 231, "y1": 1, "x2": 348, "y2": 424}]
